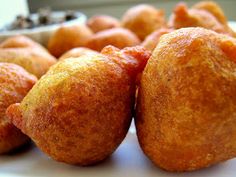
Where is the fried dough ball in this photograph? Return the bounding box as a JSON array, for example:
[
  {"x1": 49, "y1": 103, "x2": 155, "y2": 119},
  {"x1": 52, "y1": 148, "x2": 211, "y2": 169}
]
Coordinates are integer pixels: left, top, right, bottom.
[
  {"x1": 136, "y1": 27, "x2": 236, "y2": 172},
  {"x1": 6, "y1": 46, "x2": 151, "y2": 165},
  {"x1": 142, "y1": 28, "x2": 173, "y2": 52},
  {"x1": 0, "y1": 48, "x2": 57, "y2": 78},
  {"x1": 168, "y1": 2, "x2": 235, "y2": 37},
  {"x1": 59, "y1": 47, "x2": 98, "y2": 61},
  {"x1": 86, "y1": 28, "x2": 140, "y2": 51},
  {"x1": 0, "y1": 63, "x2": 37, "y2": 154},
  {"x1": 47, "y1": 24, "x2": 93, "y2": 58},
  {"x1": 192, "y1": 1, "x2": 227, "y2": 25},
  {"x1": 87, "y1": 15, "x2": 120, "y2": 33},
  {"x1": 121, "y1": 4, "x2": 166, "y2": 40},
  {"x1": 0, "y1": 35, "x2": 48, "y2": 52}
]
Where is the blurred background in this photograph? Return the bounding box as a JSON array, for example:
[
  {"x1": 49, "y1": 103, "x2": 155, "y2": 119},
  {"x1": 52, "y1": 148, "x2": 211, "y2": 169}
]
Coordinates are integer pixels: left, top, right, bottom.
[
  {"x1": 28, "y1": 0, "x2": 236, "y2": 19},
  {"x1": 0, "y1": 0, "x2": 235, "y2": 45},
  {"x1": 1, "y1": 0, "x2": 236, "y2": 24}
]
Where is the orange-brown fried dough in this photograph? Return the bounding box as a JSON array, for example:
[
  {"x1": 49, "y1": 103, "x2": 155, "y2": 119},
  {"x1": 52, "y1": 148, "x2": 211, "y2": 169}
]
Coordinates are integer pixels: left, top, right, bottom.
[
  {"x1": 136, "y1": 27, "x2": 236, "y2": 172},
  {"x1": 0, "y1": 63, "x2": 37, "y2": 154},
  {"x1": 192, "y1": 1, "x2": 227, "y2": 25},
  {"x1": 0, "y1": 48, "x2": 56, "y2": 78},
  {"x1": 47, "y1": 24, "x2": 93, "y2": 58},
  {"x1": 121, "y1": 4, "x2": 166, "y2": 40},
  {"x1": 87, "y1": 15, "x2": 120, "y2": 33},
  {"x1": 142, "y1": 28, "x2": 173, "y2": 52},
  {"x1": 168, "y1": 2, "x2": 235, "y2": 37},
  {"x1": 86, "y1": 28, "x2": 140, "y2": 51},
  {"x1": 0, "y1": 35, "x2": 48, "y2": 52},
  {"x1": 59, "y1": 47, "x2": 98, "y2": 61},
  {"x1": 6, "y1": 46, "x2": 151, "y2": 165}
]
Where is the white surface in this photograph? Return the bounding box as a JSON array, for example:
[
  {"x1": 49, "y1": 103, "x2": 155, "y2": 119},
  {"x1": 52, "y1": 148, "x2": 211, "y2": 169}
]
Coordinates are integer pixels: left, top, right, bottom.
[{"x1": 0, "y1": 129, "x2": 236, "y2": 177}]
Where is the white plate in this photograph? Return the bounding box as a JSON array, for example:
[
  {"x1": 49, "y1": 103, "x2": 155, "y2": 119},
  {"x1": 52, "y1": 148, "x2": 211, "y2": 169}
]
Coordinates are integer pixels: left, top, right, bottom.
[
  {"x1": 1, "y1": 23, "x2": 236, "y2": 177},
  {"x1": 1, "y1": 125, "x2": 236, "y2": 177}
]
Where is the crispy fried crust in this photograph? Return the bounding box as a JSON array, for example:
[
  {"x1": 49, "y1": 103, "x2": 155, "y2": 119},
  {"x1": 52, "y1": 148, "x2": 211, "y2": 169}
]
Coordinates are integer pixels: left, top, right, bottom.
[
  {"x1": 47, "y1": 24, "x2": 93, "y2": 58},
  {"x1": 6, "y1": 46, "x2": 150, "y2": 165},
  {"x1": 0, "y1": 63, "x2": 37, "y2": 154},
  {"x1": 86, "y1": 28, "x2": 140, "y2": 51},
  {"x1": 121, "y1": 4, "x2": 166, "y2": 40},
  {"x1": 87, "y1": 15, "x2": 120, "y2": 33},
  {"x1": 136, "y1": 27, "x2": 236, "y2": 172}
]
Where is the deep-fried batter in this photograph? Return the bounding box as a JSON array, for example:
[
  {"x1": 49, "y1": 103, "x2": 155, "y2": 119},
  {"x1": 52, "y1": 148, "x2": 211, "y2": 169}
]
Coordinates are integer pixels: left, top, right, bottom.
[
  {"x1": 168, "y1": 2, "x2": 235, "y2": 37},
  {"x1": 0, "y1": 48, "x2": 56, "y2": 78},
  {"x1": 0, "y1": 63, "x2": 37, "y2": 154},
  {"x1": 87, "y1": 15, "x2": 120, "y2": 33},
  {"x1": 142, "y1": 28, "x2": 173, "y2": 52},
  {"x1": 47, "y1": 24, "x2": 93, "y2": 58},
  {"x1": 86, "y1": 28, "x2": 140, "y2": 51},
  {"x1": 121, "y1": 4, "x2": 166, "y2": 40},
  {"x1": 6, "y1": 46, "x2": 150, "y2": 165},
  {"x1": 59, "y1": 47, "x2": 98, "y2": 61},
  {"x1": 0, "y1": 35, "x2": 48, "y2": 52},
  {"x1": 136, "y1": 27, "x2": 236, "y2": 172}
]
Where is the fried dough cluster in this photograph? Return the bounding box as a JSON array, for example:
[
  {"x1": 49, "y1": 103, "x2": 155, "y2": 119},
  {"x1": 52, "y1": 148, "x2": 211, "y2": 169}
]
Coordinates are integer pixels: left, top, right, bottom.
[
  {"x1": 0, "y1": 63, "x2": 37, "y2": 154},
  {"x1": 136, "y1": 27, "x2": 236, "y2": 172},
  {"x1": 2, "y1": 0, "x2": 236, "y2": 172}
]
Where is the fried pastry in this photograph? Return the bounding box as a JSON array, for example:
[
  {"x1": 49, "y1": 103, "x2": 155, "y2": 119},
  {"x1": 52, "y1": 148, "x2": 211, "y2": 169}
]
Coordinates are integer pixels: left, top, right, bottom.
[
  {"x1": 47, "y1": 24, "x2": 93, "y2": 57},
  {"x1": 121, "y1": 4, "x2": 166, "y2": 40},
  {"x1": 87, "y1": 15, "x2": 120, "y2": 33},
  {"x1": 0, "y1": 48, "x2": 56, "y2": 78},
  {"x1": 136, "y1": 27, "x2": 236, "y2": 171},
  {"x1": 59, "y1": 47, "x2": 98, "y2": 61},
  {"x1": 0, "y1": 63, "x2": 37, "y2": 154},
  {"x1": 0, "y1": 35, "x2": 48, "y2": 52},
  {"x1": 6, "y1": 46, "x2": 151, "y2": 165},
  {"x1": 86, "y1": 28, "x2": 140, "y2": 51},
  {"x1": 142, "y1": 28, "x2": 173, "y2": 52},
  {"x1": 168, "y1": 2, "x2": 235, "y2": 36},
  {"x1": 192, "y1": 1, "x2": 227, "y2": 25}
]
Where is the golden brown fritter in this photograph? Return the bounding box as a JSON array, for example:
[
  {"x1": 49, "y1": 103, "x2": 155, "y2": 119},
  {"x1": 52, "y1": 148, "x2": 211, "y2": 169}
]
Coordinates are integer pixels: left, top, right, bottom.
[
  {"x1": 0, "y1": 63, "x2": 37, "y2": 154},
  {"x1": 0, "y1": 35, "x2": 48, "y2": 52},
  {"x1": 142, "y1": 28, "x2": 173, "y2": 52},
  {"x1": 47, "y1": 24, "x2": 93, "y2": 58},
  {"x1": 121, "y1": 4, "x2": 166, "y2": 40},
  {"x1": 87, "y1": 15, "x2": 120, "y2": 33},
  {"x1": 86, "y1": 28, "x2": 140, "y2": 52},
  {"x1": 168, "y1": 2, "x2": 235, "y2": 37},
  {"x1": 0, "y1": 48, "x2": 57, "y2": 78},
  {"x1": 192, "y1": 1, "x2": 227, "y2": 25},
  {"x1": 59, "y1": 47, "x2": 98, "y2": 61},
  {"x1": 136, "y1": 27, "x2": 236, "y2": 172},
  {"x1": 6, "y1": 46, "x2": 150, "y2": 165}
]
